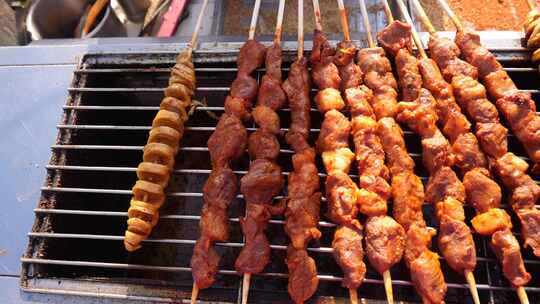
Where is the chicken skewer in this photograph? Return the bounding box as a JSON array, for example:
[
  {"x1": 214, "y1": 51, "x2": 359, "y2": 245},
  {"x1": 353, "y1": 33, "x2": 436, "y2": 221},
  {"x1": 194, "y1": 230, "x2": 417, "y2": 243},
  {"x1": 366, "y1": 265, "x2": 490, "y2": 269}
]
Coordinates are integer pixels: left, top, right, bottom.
[
  {"x1": 281, "y1": 2, "x2": 322, "y2": 303},
  {"x1": 237, "y1": 1, "x2": 287, "y2": 303},
  {"x1": 190, "y1": 1, "x2": 266, "y2": 302},
  {"x1": 389, "y1": 1, "x2": 482, "y2": 303},
  {"x1": 411, "y1": 2, "x2": 533, "y2": 303},
  {"x1": 336, "y1": 1, "x2": 405, "y2": 303},
  {"x1": 357, "y1": 0, "x2": 447, "y2": 302},
  {"x1": 124, "y1": 0, "x2": 209, "y2": 252},
  {"x1": 310, "y1": 1, "x2": 364, "y2": 303}
]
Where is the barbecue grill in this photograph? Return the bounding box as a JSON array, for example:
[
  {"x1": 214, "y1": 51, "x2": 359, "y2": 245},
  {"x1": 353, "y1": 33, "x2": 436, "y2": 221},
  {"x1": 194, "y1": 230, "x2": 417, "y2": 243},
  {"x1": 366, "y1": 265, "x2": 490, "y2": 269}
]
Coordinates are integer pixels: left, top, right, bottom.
[{"x1": 19, "y1": 30, "x2": 540, "y2": 304}]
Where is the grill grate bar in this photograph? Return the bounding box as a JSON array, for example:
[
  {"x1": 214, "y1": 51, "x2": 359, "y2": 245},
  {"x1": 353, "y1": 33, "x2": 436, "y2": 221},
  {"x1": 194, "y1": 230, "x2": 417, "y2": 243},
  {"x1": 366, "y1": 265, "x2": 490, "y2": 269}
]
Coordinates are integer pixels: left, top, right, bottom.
[
  {"x1": 28, "y1": 231, "x2": 540, "y2": 265},
  {"x1": 56, "y1": 124, "x2": 323, "y2": 133},
  {"x1": 62, "y1": 105, "x2": 320, "y2": 113},
  {"x1": 19, "y1": 258, "x2": 540, "y2": 292}
]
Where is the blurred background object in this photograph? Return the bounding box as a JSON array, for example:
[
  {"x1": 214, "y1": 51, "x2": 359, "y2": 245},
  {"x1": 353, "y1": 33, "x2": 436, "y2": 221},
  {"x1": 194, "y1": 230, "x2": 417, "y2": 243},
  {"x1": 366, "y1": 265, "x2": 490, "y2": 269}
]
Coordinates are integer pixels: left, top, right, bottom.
[{"x1": 0, "y1": 0, "x2": 19, "y2": 45}]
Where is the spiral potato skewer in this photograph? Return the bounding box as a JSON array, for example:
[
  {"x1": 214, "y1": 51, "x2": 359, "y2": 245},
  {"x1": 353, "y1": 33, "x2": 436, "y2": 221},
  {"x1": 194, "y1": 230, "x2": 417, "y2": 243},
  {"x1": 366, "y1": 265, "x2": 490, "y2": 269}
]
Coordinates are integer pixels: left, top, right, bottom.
[{"x1": 125, "y1": 51, "x2": 195, "y2": 252}]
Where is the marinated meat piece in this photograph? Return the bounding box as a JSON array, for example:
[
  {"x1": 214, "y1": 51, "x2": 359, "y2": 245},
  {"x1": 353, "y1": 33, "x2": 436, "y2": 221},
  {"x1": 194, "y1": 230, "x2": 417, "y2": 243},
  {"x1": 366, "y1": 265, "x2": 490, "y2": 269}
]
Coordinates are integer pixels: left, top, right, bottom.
[
  {"x1": 377, "y1": 117, "x2": 416, "y2": 176},
  {"x1": 471, "y1": 208, "x2": 512, "y2": 236},
  {"x1": 207, "y1": 114, "x2": 248, "y2": 168},
  {"x1": 397, "y1": 88, "x2": 439, "y2": 138},
  {"x1": 451, "y1": 132, "x2": 487, "y2": 174},
  {"x1": 257, "y1": 75, "x2": 287, "y2": 111},
  {"x1": 283, "y1": 58, "x2": 311, "y2": 140},
  {"x1": 454, "y1": 31, "x2": 502, "y2": 78},
  {"x1": 377, "y1": 21, "x2": 412, "y2": 57},
  {"x1": 357, "y1": 188, "x2": 387, "y2": 216},
  {"x1": 496, "y1": 92, "x2": 540, "y2": 166},
  {"x1": 451, "y1": 76, "x2": 498, "y2": 123},
  {"x1": 435, "y1": 197, "x2": 465, "y2": 222},
  {"x1": 248, "y1": 130, "x2": 279, "y2": 162},
  {"x1": 391, "y1": 172, "x2": 426, "y2": 230},
  {"x1": 333, "y1": 221, "x2": 366, "y2": 289},
  {"x1": 438, "y1": 216, "x2": 476, "y2": 273},
  {"x1": 284, "y1": 193, "x2": 322, "y2": 249},
  {"x1": 224, "y1": 96, "x2": 251, "y2": 122},
  {"x1": 230, "y1": 73, "x2": 258, "y2": 106},
  {"x1": 252, "y1": 105, "x2": 281, "y2": 135},
  {"x1": 346, "y1": 86, "x2": 375, "y2": 118},
  {"x1": 318, "y1": 110, "x2": 353, "y2": 172},
  {"x1": 191, "y1": 238, "x2": 220, "y2": 289},
  {"x1": 312, "y1": 62, "x2": 341, "y2": 90},
  {"x1": 334, "y1": 40, "x2": 357, "y2": 67},
  {"x1": 240, "y1": 159, "x2": 283, "y2": 204},
  {"x1": 264, "y1": 43, "x2": 283, "y2": 81},
  {"x1": 326, "y1": 172, "x2": 360, "y2": 224},
  {"x1": 365, "y1": 215, "x2": 405, "y2": 274},
  {"x1": 425, "y1": 167, "x2": 466, "y2": 205},
  {"x1": 475, "y1": 122, "x2": 508, "y2": 159},
  {"x1": 334, "y1": 40, "x2": 362, "y2": 90},
  {"x1": 315, "y1": 88, "x2": 345, "y2": 113},
  {"x1": 518, "y1": 209, "x2": 540, "y2": 257},
  {"x1": 491, "y1": 229, "x2": 532, "y2": 287},
  {"x1": 463, "y1": 168, "x2": 502, "y2": 213},
  {"x1": 237, "y1": 39, "x2": 266, "y2": 75},
  {"x1": 428, "y1": 35, "x2": 478, "y2": 81},
  {"x1": 483, "y1": 70, "x2": 518, "y2": 100},
  {"x1": 286, "y1": 246, "x2": 319, "y2": 304},
  {"x1": 395, "y1": 48, "x2": 422, "y2": 102},
  {"x1": 421, "y1": 130, "x2": 454, "y2": 174},
  {"x1": 200, "y1": 168, "x2": 238, "y2": 241},
  {"x1": 358, "y1": 47, "x2": 393, "y2": 74},
  {"x1": 311, "y1": 29, "x2": 336, "y2": 65}
]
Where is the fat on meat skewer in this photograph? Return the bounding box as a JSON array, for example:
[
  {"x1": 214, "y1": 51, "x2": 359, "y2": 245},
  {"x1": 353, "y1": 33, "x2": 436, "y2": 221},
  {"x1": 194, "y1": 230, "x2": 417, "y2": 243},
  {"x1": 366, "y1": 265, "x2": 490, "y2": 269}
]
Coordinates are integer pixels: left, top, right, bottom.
[
  {"x1": 358, "y1": 0, "x2": 447, "y2": 302},
  {"x1": 311, "y1": 1, "x2": 364, "y2": 303},
  {"x1": 338, "y1": 1, "x2": 406, "y2": 303},
  {"x1": 190, "y1": 1, "x2": 267, "y2": 302},
  {"x1": 237, "y1": 1, "x2": 288, "y2": 304},
  {"x1": 124, "y1": 0, "x2": 209, "y2": 252},
  {"x1": 412, "y1": 1, "x2": 533, "y2": 303},
  {"x1": 388, "y1": 1, "x2": 482, "y2": 303}
]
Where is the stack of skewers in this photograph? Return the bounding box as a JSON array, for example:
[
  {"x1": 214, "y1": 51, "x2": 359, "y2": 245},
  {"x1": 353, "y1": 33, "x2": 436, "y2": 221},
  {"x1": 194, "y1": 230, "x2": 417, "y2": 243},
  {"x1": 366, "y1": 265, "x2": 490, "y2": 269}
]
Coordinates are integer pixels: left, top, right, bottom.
[{"x1": 123, "y1": 0, "x2": 540, "y2": 303}]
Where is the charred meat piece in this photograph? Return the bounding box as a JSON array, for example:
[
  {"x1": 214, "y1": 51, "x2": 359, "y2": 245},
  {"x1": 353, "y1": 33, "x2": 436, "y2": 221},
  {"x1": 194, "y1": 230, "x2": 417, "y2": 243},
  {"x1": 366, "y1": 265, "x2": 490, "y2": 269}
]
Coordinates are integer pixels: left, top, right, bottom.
[
  {"x1": 491, "y1": 229, "x2": 532, "y2": 287},
  {"x1": 365, "y1": 215, "x2": 405, "y2": 274},
  {"x1": 333, "y1": 221, "x2": 366, "y2": 289}
]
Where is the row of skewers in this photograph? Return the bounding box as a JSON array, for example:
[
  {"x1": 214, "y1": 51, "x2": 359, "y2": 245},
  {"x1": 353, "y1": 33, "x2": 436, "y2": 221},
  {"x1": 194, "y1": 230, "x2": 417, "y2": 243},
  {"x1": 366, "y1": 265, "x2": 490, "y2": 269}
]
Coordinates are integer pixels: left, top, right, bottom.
[{"x1": 123, "y1": 0, "x2": 540, "y2": 303}]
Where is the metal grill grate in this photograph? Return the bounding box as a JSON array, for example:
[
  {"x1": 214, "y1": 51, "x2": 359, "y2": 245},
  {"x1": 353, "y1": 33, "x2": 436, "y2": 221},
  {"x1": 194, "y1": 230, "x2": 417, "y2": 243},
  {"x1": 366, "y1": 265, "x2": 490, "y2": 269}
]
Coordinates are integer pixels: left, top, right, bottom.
[{"x1": 21, "y1": 45, "x2": 540, "y2": 303}]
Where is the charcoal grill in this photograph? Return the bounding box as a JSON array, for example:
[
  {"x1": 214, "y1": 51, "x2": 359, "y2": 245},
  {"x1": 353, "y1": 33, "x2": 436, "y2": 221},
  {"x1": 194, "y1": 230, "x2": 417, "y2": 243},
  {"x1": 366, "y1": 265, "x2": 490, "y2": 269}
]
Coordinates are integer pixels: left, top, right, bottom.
[{"x1": 20, "y1": 38, "x2": 540, "y2": 303}]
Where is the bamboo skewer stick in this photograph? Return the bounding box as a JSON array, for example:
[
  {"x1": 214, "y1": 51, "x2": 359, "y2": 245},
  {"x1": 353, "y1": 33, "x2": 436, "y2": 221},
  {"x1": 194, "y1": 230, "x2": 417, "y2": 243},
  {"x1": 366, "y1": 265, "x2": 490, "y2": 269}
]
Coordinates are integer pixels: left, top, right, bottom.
[
  {"x1": 248, "y1": 0, "x2": 263, "y2": 40},
  {"x1": 381, "y1": 0, "x2": 393, "y2": 23},
  {"x1": 395, "y1": 1, "x2": 480, "y2": 304},
  {"x1": 358, "y1": 0, "x2": 375, "y2": 48},
  {"x1": 394, "y1": 0, "x2": 427, "y2": 58},
  {"x1": 410, "y1": 0, "x2": 436, "y2": 34},
  {"x1": 312, "y1": 0, "x2": 322, "y2": 31},
  {"x1": 336, "y1": 0, "x2": 351, "y2": 41},
  {"x1": 527, "y1": 0, "x2": 537, "y2": 10},
  {"x1": 188, "y1": 0, "x2": 209, "y2": 52},
  {"x1": 240, "y1": 1, "x2": 284, "y2": 303},
  {"x1": 434, "y1": 0, "x2": 463, "y2": 32},
  {"x1": 298, "y1": 0, "x2": 304, "y2": 60},
  {"x1": 411, "y1": 1, "x2": 530, "y2": 304}
]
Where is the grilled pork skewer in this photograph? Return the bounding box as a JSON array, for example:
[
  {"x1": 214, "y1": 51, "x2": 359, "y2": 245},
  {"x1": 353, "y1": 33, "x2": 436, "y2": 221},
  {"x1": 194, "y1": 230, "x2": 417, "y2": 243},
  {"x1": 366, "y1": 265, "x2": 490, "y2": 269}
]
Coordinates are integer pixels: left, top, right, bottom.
[
  {"x1": 357, "y1": 1, "x2": 447, "y2": 302},
  {"x1": 125, "y1": 0, "x2": 209, "y2": 253},
  {"x1": 237, "y1": 1, "x2": 287, "y2": 303},
  {"x1": 411, "y1": 1, "x2": 532, "y2": 303},
  {"x1": 385, "y1": 2, "x2": 480, "y2": 303},
  {"x1": 190, "y1": 1, "x2": 266, "y2": 302},
  {"x1": 281, "y1": 2, "x2": 322, "y2": 303},
  {"x1": 311, "y1": 1, "x2": 365, "y2": 303},
  {"x1": 337, "y1": 2, "x2": 405, "y2": 303}
]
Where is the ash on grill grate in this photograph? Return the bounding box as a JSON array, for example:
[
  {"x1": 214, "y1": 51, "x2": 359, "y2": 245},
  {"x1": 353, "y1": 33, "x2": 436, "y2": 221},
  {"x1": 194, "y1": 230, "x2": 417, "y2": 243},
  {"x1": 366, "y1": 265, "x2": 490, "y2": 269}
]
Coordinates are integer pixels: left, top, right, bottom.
[{"x1": 21, "y1": 50, "x2": 540, "y2": 303}]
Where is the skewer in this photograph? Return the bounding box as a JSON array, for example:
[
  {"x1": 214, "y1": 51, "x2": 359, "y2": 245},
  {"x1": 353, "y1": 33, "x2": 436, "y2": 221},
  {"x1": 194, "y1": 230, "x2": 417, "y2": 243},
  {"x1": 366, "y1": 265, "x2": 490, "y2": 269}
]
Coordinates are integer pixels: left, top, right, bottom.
[
  {"x1": 527, "y1": 0, "x2": 537, "y2": 9},
  {"x1": 188, "y1": 0, "x2": 209, "y2": 52},
  {"x1": 299, "y1": 0, "x2": 304, "y2": 60},
  {"x1": 358, "y1": 0, "x2": 375, "y2": 48},
  {"x1": 395, "y1": 1, "x2": 479, "y2": 304},
  {"x1": 381, "y1": 0, "x2": 393, "y2": 23},
  {"x1": 382, "y1": 270, "x2": 394, "y2": 304},
  {"x1": 411, "y1": 2, "x2": 531, "y2": 304},
  {"x1": 410, "y1": 0, "x2": 436, "y2": 34},
  {"x1": 192, "y1": 1, "x2": 260, "y2": 303},
  {"x1": 336, "y1": 0, "x2": 351, "y2": 41},
  {"x1": 240, "y1": 1, "x2": 284, "y2": 303},
  {"x1": 433, "y1": 0, "x2": 463, "y2": 32},
  {"x1": 248, "y1": 0, "x2": 263, "y2": 40},
  {"x1": 393, "y1": 0, "x2": 427, "y2": 59},
  {"x1": 312, "y1": 0, "x2": 322, "y2": 31}
]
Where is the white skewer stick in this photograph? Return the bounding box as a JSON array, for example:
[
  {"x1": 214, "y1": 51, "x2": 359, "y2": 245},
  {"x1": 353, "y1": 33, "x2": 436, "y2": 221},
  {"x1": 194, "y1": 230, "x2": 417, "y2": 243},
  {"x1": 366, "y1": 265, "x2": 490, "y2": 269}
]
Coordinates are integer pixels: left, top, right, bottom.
[
  {"x1": 275, "y1": 0, "x2": 286, "y2": 44},
  {"x1": 241, "y1": 274, "x2": 251, "y2": 304},
  {"x1": 298, "y1": 0, "x2": 304, "y2": 60},
  {"x1": 336, "y1": 0, "x2": 350, "y2": 41},
  {"x1": 394, "y1": 0, "x2": 427, "y2": 59},
  {"x1": 434, "y1": 0, "x2": 463, "y2": 32},
  {"x1": 410, "y1": 0, "x2": 436, "y2": 34},
  {"x1": 518, "y1": 286, "x2": 530, "y2": 304},
  {"x1": 312, "y1": 0, "x2": 322, "y2": 31},
  {"x1": 248, "y1": 0, "x2": 263, "y2": 40},
  {"x1": 381, "y1": 0, "x2": 393, "y2": 23},
  {"x1": 358, "y1": 0, "x2": 375, "y2": 48},
  {"x1": 191, "y1": 284, "x2": 199, "y2": 304},
  {"x1": 188, "y1": 0, "x2": 209, "y2": 52}
]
